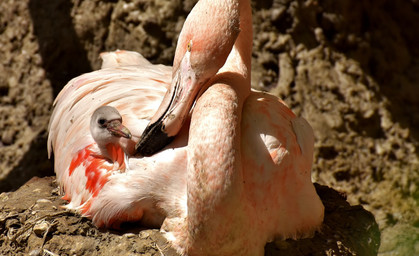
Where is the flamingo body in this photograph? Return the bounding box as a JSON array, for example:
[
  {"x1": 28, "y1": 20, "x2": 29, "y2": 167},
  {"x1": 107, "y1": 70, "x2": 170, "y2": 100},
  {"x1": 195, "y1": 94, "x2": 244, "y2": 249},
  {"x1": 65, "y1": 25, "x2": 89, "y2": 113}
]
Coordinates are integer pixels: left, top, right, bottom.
[
  {"x1": 135, "y1": 0, "x2": 323, "y2": 254},
  {"x1": 242, "y1": 91, "x2": 322, "y2": 239}
]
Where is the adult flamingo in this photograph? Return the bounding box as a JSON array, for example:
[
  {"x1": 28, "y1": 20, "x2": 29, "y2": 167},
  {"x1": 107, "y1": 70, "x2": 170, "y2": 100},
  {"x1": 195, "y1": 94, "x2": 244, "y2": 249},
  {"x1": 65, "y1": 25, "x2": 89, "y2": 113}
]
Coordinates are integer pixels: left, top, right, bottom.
[
  {"x1": 48, "y1": 0, "x2": 324, "y2": 254},
  {"x1": 137, "y1": 0, "x2": 324, "y2": 255}
]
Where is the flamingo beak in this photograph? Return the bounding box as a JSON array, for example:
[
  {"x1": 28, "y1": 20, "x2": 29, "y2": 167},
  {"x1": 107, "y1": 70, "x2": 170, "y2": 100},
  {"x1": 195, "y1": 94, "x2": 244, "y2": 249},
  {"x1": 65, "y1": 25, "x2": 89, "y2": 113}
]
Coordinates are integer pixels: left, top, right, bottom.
[
  {"x1": 136, "y1": 47, "x2": 199, "y2": 156},
  {"x1": 107, "y1": 119, "x2": 132, "y2": 139}
]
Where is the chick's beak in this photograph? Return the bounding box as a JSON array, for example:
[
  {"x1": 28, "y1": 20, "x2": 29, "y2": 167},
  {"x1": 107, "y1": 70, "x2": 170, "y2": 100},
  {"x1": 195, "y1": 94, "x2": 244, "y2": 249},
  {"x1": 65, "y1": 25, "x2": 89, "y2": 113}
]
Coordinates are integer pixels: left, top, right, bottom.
[{"x1": 107, "y1": 120, "x2": 132, "y2": 139}]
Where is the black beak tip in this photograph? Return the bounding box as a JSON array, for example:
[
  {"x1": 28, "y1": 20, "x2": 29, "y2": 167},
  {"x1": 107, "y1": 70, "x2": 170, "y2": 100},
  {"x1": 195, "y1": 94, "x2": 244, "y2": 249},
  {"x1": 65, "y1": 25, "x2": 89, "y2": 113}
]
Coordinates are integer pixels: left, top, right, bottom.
[{"x1": 135, "y1": 122, "x2": 175, "y2": 156}]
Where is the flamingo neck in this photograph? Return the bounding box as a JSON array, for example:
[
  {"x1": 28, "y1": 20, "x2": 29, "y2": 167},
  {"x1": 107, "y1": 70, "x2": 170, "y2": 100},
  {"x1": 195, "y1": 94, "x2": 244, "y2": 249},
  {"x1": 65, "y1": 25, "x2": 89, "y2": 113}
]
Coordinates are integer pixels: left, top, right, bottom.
[
  {"x1": 105, "y1": 143, "x2": 126, "y2": 169},
  {"x1": 173, "y1": 0, "x2": 241, "y2": 82},
  {"x1": 211, "y1": 0, "x2": 252, "y2": 99},
  {"x1": 187, "y1": 82, "x2": 246, "y2": 254},
  {"x1": 93, "y1": 142, "x2": 127, "y2": 170},
  {"x1": 185, "y1": 2, "x2": 253, "y2": 253}
]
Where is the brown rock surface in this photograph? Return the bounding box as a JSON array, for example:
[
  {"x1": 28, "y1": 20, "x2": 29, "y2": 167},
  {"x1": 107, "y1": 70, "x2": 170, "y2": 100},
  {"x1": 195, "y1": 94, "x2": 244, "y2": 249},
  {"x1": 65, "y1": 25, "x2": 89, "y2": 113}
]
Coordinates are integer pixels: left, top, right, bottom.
[{"x1": 1, "y1": 0, "x2": 418, "y2": 255}]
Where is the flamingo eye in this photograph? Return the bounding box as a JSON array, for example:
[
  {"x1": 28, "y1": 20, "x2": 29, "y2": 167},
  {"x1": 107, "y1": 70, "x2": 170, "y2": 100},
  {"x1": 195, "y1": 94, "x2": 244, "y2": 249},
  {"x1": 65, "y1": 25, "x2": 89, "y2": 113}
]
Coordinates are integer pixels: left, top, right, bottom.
[
  {"x1": 187, "y1": 40, "x2": 192, "y2": 52},
  {"x1": 98, "y1": 118, "x2": 106, "y2": 127}
]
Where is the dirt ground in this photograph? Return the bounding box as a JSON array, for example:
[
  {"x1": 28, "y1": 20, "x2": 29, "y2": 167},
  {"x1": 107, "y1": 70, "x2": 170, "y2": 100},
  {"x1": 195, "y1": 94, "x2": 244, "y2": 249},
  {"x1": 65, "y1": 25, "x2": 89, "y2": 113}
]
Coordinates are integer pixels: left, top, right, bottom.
[
  {"x1": 0, "y1": 177, "x2": 379, "y2": 256},
  {"x1": 0, "y1": 0, "x2": 418, "y2": 255}
]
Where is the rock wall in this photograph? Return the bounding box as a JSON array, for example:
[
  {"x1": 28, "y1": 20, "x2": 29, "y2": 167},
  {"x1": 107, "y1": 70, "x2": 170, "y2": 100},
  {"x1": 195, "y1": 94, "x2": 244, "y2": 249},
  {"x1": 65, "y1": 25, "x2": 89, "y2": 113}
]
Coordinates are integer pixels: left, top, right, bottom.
[{"x1": 0, "y1": 0, "x2": 418, "y2": 254}]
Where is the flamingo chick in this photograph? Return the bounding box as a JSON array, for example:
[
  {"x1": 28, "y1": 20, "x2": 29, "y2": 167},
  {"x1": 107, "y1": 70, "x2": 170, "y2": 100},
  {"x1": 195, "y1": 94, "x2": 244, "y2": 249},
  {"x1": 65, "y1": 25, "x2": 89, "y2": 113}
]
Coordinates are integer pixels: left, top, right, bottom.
[
  {"x1": 60, "y1": 106, "x2": 132, "y2": 224},
  {"x1": 80, "y1": 106, "x2": 186, "y2": 228},
  {"x1": 90, "y1": 106, "x2": 132, "y2": 147}
]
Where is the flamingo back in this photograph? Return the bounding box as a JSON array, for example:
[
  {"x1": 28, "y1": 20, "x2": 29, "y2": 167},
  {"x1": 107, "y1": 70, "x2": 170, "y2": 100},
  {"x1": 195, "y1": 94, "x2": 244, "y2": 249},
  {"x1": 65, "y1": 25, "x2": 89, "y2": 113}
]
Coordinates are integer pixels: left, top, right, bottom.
[{"x1": 241, "y1": 90, "x2": 324, "y2": 241}]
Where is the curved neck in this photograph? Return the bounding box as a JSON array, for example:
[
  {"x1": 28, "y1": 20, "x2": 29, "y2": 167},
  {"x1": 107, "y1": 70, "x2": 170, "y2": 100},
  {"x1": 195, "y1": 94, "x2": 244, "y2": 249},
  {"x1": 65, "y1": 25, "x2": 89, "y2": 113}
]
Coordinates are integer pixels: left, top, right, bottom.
[
  {"x1": 174, "y1": 0, "x2": 241, "y2": 82},
  {"x1": 187, "y1": 83, "x2": 245, "y2": 254},
  {"x1": 186, "y1": 0, "x2": 252, "y2": 253},
  {"x1": 211, "y1": 0, "x2": 252, "y2": 100}
]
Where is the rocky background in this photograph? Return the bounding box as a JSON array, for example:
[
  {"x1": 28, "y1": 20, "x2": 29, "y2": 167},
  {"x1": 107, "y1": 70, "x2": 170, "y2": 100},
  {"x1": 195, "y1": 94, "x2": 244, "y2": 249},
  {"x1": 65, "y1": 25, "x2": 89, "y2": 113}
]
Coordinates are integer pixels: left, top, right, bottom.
[{"x1": 0, "y1": 0, "x2": 418, "y2": 255}]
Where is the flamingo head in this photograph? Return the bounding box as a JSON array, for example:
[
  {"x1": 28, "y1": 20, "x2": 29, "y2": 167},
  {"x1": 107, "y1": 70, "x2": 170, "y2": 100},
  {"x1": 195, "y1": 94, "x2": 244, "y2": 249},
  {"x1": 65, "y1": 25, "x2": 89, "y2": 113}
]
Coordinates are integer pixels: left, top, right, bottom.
[
  {"x1": 136, "y1": 0, "x2": 241, "y2": 156},
  {"x1": 90, "y1": 106, "x2": 132, "y2": 147}
]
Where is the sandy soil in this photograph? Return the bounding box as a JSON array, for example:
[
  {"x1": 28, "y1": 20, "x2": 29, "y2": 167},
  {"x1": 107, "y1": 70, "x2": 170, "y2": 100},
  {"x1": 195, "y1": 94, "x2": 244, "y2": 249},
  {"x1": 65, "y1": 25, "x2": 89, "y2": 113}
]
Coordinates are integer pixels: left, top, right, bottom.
[{"x1": 0, "y1": 0, "x2": 418, "y2": 255}]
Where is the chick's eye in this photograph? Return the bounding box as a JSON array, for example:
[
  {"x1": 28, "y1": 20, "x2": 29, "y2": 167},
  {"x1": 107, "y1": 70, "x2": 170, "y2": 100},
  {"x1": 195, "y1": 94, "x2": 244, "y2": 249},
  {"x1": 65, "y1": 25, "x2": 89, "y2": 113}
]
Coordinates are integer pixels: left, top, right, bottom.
[{"x1": 98, "y1": 118, "x2": 106, "y2": 127}]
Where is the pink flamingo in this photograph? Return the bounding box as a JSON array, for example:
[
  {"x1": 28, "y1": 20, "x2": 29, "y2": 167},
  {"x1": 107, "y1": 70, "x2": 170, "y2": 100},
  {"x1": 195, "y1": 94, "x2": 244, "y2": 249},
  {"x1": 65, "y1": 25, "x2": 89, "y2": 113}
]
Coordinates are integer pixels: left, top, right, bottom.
[
  {"x1": 48, "y1": 0, "x2": 324, "y2": 254},
  {"x1": 137, "y1": 0, "x2": 323, "y2": 254}
]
